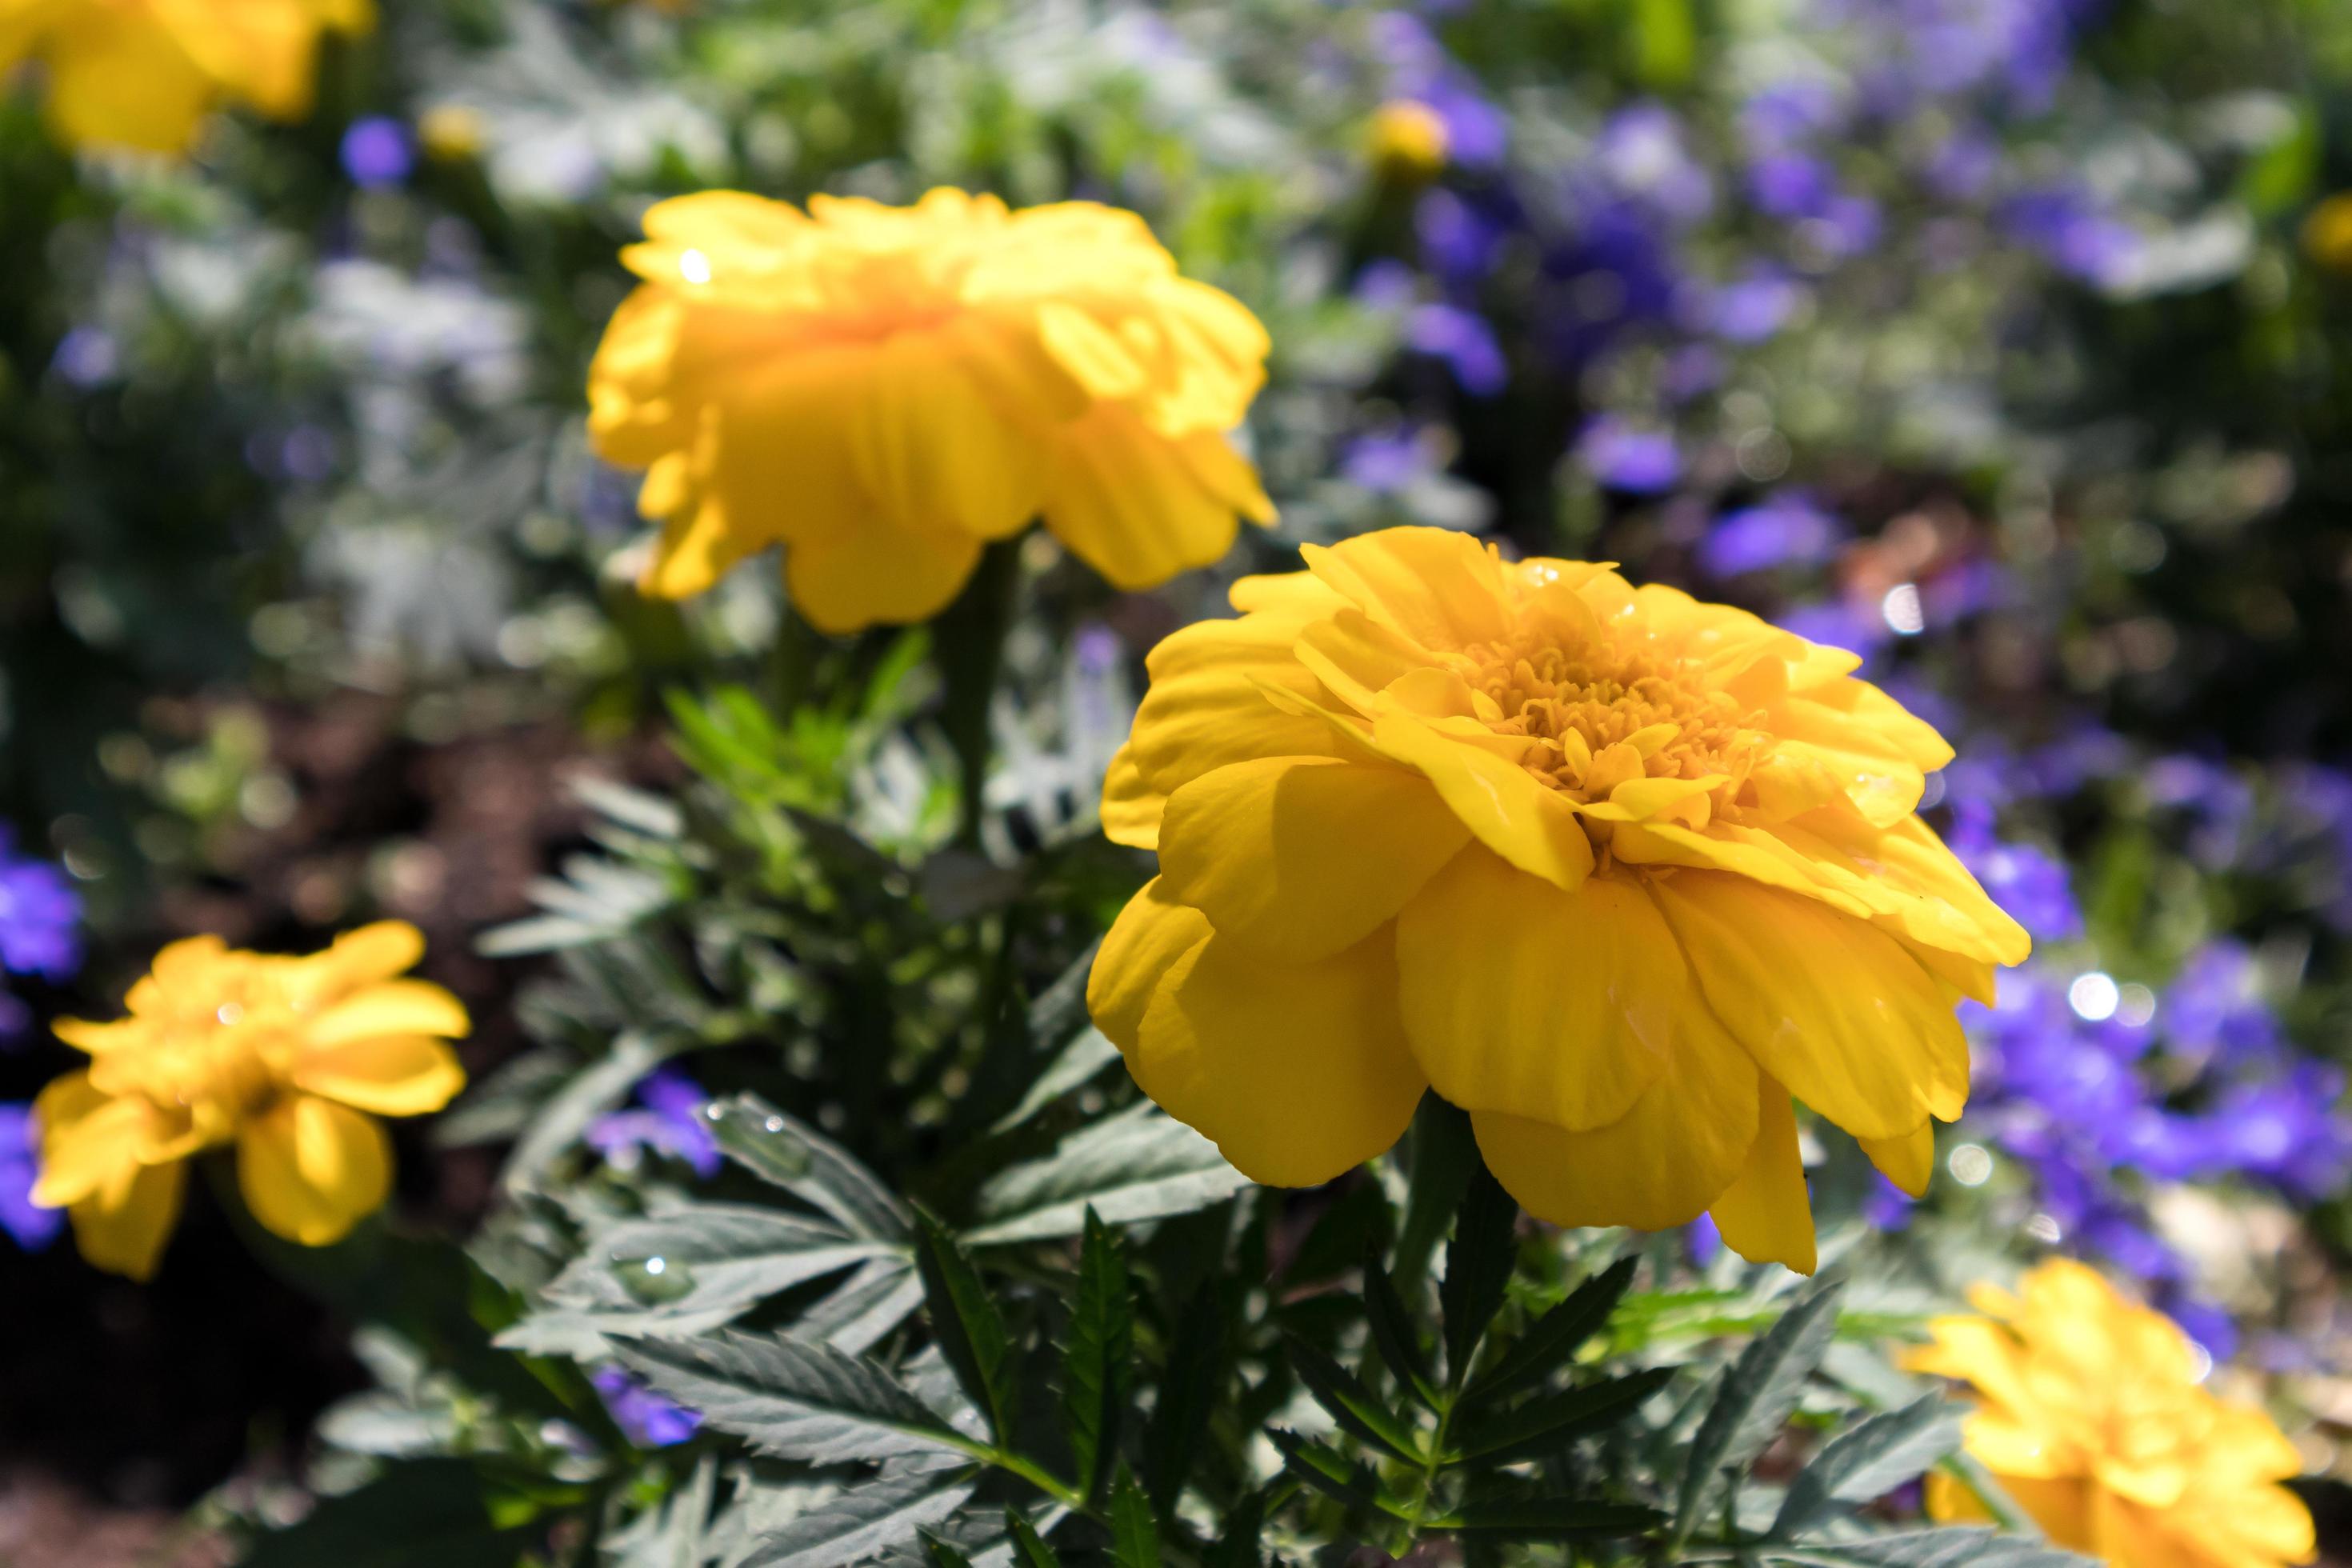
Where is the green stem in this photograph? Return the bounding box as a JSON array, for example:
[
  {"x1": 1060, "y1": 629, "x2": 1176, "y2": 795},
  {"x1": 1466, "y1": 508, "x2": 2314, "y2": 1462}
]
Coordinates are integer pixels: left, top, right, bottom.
[{"x1": 934, "y1": 537, "x2": 1024, "y2": 849}]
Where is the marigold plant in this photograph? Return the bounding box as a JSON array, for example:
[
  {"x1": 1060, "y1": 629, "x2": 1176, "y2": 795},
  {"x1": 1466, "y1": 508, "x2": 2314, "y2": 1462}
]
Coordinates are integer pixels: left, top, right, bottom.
[
  {"x1": 586, "y1": 186, "x2": 1275, "y2": 632},
  {"x1": 32, "y1": 923, "x2": 467, "y2": 1279},
  {"x1": 0, "y1": 0, "x2": 371, "y2": 153},
  {"x1": 1087, "y1": 526, "x2": 2030, "y2": 1271},
  {"x1": 1914, "y1": 1258, "x2": 2315, "y2": 1568}
]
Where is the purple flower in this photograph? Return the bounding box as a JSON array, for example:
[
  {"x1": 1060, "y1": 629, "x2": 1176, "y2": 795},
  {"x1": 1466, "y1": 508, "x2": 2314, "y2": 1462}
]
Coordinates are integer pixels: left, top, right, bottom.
[
  {"x1": 1574, "y1": 416, "x2": 1678, "y2": 494},
  {"x1": 586, "y1": 1068, "x2": 721, "y2": 1178},
  {"x1": 2000, "y1": 187, "x2": 2142, "y2": 288},
  {"x1": 1746, "y1": 153, "x2": 1838, "y2": 220},
  {"x1": 1353, "y1": 258, "x2": 1420, "y2": 311},
  {"x1": 1341, "y1": 427, "x2": 1437, "y2": 494},
  {"x1": 592, "y1": 1366, "x2": 702, "y2": 1447},
  {"x1": 1946, "y1": 805, "x2": 2081, "y2": 942},
  {"x1": 1592, "y1": 103, "x2": 1714, "y2": 226},
  {"x1": 2163, "y1": 944, "x2": 2282, "y2": 1072},
  {"x1": 1777, "y1": 597, "x2": 1892, "y2": 661},
  {"x1": 1700, "y1": 490, "x2": 1840, "y2": 575},
  {"x1": 50, "y1": 326, "x2": 119, "y2": 388},
  {"x1": 341, "y1": 117, "x2": 416, "y2": 189},
  {"x1": 0, "y1": 1105, "x2": 59, "y2": 1251},
  {"x1": 1415, "y1": 189, "x2": 1506, "y2": 285},
  {"x1": 1405, "y1": 303, "x2": 1507, "y2": 396},
  {"x1": 1740, "y1": 80, "x2": 1847, "y2": 151},
  {"x1": 1708, "y1": 266, "x2": 1804, "y2": 344},
  {"x1": 0, "y1": 831, "x2": 80, "y2": 983}
]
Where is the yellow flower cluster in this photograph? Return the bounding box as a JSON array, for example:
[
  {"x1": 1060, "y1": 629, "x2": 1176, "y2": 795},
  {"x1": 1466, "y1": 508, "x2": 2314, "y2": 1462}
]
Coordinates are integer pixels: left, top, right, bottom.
[
  {"x1": 33, "y1": 924, "x2": 468, "y2": 1278},
  {"x1": 0, "y1": 0, "x2": 370, "y2": 154},
  {"x1": 1086, "y1": 526, "x2": 2028, "y2": 1271},
  {"x1": 1915, "y1": 1260, "x2": 2314, "y2": 1568},
  {"x1": 587, "y1": 187, "x2": 1275, "y2": 632}
]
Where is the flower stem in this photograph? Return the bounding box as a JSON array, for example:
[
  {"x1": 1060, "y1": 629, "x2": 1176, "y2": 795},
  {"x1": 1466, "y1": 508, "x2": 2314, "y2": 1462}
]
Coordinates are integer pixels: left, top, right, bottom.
[{"x1": 934, "y1": 536, "x2": 1024, "y2": 850}]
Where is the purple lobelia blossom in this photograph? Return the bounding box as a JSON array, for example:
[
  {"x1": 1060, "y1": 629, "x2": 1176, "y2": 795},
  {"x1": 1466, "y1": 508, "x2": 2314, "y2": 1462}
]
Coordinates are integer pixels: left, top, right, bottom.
[
  {"x1": 1574, "y1": 415, "x2": 1678, "y2": 493},
  {"x1": 1707, "y1": 266, "x2": 1806, "y2": 345},
  {"x1": 0, "y1": 1104, "x2": 59, "y2": 1251},
  {"x1": 2000, "y1": 186, "x2": 2143, "y2": 288},
  {"x1": 1945, "y1": 802, "x2": 2082, "y2": 942},
  {"x1": 586, "y1": 1067, "x2": 722, "y2": 1178},
  {"x1": 1590, "y1": 103, "x2": 1714, "y2": 226},
  {"x1": 1341, "y1": 426, "x2": 1438, "y2": 494},
  {"x1": 1700, "y1": 490, "x2": 1841, "y2": 575},
  {"x1": 592, "y1": 1366, "x2": 702, "y2": 1447},
  {"x1": 0, "y1": 830, "x2": 80, "y2": 984},
  {"x1": 341, "y1": 117, "x2": 416, "y2": 188},
  {"x1": 1404, "y1": 303, "x2": 1508, "y2": 395}
]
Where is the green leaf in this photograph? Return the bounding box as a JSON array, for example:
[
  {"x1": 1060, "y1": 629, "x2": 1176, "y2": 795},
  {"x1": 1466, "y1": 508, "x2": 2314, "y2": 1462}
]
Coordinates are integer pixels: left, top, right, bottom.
[
  {"x1": 709, "y1": 1093, "x2": 913, "y2": 1241},
  {"x1": 742, "y1": 1470, "x2": 977, "y2": 1568},
  {"x1": 1002, "y1": 1509, "x2": 1065, "y2": 1567},
  {"x1": 1062, "y1": 1208, "x2": 1134, "y2": 1502},
  {"x1": 1392, "y1": 1095, "x2": 1477, "y2": 1296},
  {"x1": 1362, "y1": 1250, "x2": 1436, "y2": 1408},
  {"x1": 1762, "y1": 1526, "x2": 2097, "y2": 1568},
  {"x1": 1438, "y1": 1161, "x2": 1518, "y2": 1388},
  {"x1": 1466, "y1": 1254, "x2": 1638, "y2": 1408},
  {"x1": 1430, "y1": 1498, "x2": 1667, "y2": 1538},
  {"x1": 498, "y1": 1030, "x2": 678, "y2": 1194},
  {"x1": 1266, "y1": 1428, "x2": 1390, "y2": 1515},
  {"x1": 1773, "y1": 1394, "x2": 1962, "y2": 1538},
  {"x1": 1450, "y1": 1366, "x2": 1675, "y2": 1463},
  {"x1": 1674, "y1": 1278, "x2": 1846, "y2": 1539},
  {"x1": 618, "y1": 1330, "x2": 968, "y2": 1466},
  {"x1": 988, "y1": 1026, "x2": 1120, "y2": 1135},
  {"x1": 1144, "y1": 1280, "x2": 1226, "y2": 1513},
  {"x1": 499, "y1": 1203, "x2": 894, "y2": 1357},
  {"x1": 1108, "y1": 1465, "x2": 1158, "y2": 1568},
  {"x1": 966, "y1": 1102, "x2": 1251, "y2": 1245},
  {"x1": 234, "y1": 1459, "x2": 530, "y2": 1568},
  {"x1": 920, "y1": 1537, "x2": 976, "y2": 1568},
  {"x1": 913, "y1": 1210, "x2": 1014, "y2": 1443},
  {"x1": 1205, "y1": 1488, "x2": 1266, "y2": 1568},
  {"x1": 1284, "y1": 1334, "x2": 1427, "y2": 1463}
]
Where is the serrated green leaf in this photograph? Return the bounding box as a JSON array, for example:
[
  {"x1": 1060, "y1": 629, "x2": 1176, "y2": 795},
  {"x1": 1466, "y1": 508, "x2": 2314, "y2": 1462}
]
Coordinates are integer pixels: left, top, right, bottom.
[
  {"x1": 1002, "y1": 1509, "x2": 1064, "y2": 1568},
  {"x1": 920, "y1": 1535, "x2": 977, "y2": 1568},
  {"x1": 1266, "y1": 1428, "x2": 1391, "y2": 1515},
  {"x1": 1205, "y1": 1488, "x2": 1266, "y2": 1568},
  {"x1": 1773, "y1": 1394, "x2": 1962, "y2": 1538},
  {"x1": 1762, "y1": 1526, "x2": 2097, "y2": 1568},
  {"x1": 742, "y1": 1469, "x2": 976, "y2": 1567},
  {"x1": 1466, "y1": 1254, "x2": 1639, "y2": 1409},
  {"x1": 1108, "y1": 1466, "x2": 1158, "y2": 1568},
  {"x1": 988, "y1": 1026, "x2": 1119, "y2": 1135},
  {"x1": 1439, "y1": 1162, "x2": 1518, "y2": 1388},
  {"x1": 1285, "y1": 1334, "x2": 1426, "y2": 1464},
  {"x1": 966, "y1": 1102, "x2": 1250, "y2": 1245},
  {"x1": 1450, "y1": 1366, "x2": 1674, "y2": 1463},
  {"x1": 913, "y1": 1210, "x2": 1014, "y2": 1442},
  {"x1": 1362, "y1": 1250, "x2": 1436, "y2": 1408},
  {"x1": 1430, "y1": 1498, "x2": 1666, "y2": 1538},
  {"x1": 1674, "y1": 1279, "x2": 1846, "y2": 1540},
  {"x1": 708, "y1": 1093, "x2": 912, "y2": 1241},
  {"x1": 1144, "y1": 1280, "x2": 1226, "y2": 1513},
  {"x1": 1062, "y1": 1207, "x2": 1134, "y2": 1502},
  {"x1": 618, "y1": 1330, "x2": 967, "y2": 1466}
]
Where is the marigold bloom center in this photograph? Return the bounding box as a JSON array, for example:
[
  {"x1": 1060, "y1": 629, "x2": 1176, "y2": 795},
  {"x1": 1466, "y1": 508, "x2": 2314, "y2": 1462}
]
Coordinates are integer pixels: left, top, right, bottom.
[{"x1": 1466, "y1": 633, "x2": 1766, "y2": 804}]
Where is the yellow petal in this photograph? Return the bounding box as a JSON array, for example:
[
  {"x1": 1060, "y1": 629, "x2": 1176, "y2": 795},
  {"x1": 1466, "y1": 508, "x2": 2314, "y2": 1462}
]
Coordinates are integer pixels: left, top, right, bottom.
[
  {"x1": 304, "y1": 980, "x2": 470, "y2": 1048},
  {"x1": 1044, "y1": 402, "x2": 1244, "y2": 590},
  {"x1": 1298, "y1": 527, "x2": 1512, "y2": 650},
  {"x1": 294, "y1": 1036, "x2": 467, "y2": 1118},
  {"x1": 1370, "y1": 711, "x2": 1595, "y2": 891},
  {"x1": 30, "y1": 1077, "x2": 167, "y2": 1209},
  {"x1": 1099, "y1": 746, "x2": 1166, "y2": 850},
  {"x1": 68, "y1": 1160, "x2": 186, "y2": 1282},
  {"x1": 1294, "y1": 609, "x2": 1435, "y2": 714},
  {"x1": 1471, "y1": 1007, "x2": 1760, "y2": 1232},
  {"x1": 1395, "y1": 853, "x2": 1672, "y2": 1130},
  {"x1": 237, "y1": 1095, "x2": 392, "y2": 1247},
  {"x1": 1087, "y1": 877, "x2": 1213, "y2": 1048},
  {"x1": 1158, "y1": 757, "x2": 1469, "y2": 963},
  {"x1": 848, "y1": 332, "x2": 1046, "y2": 541},
  {"x1": 783, "y1": 512, "x2": 983, "y2": 634},
  {"x1": 1130, "y1": 926, "x2": 1425, "y2": 1187},
  {"x1": 42, "y1": 14, "x2": 214, "y2": 153},
  {"x1": 1706, "y1": 1082, "x2": 1817, "y2": 1274},
  {"x1": 1123, "y1": 616, "x2": 1348, "y2": 798},
  {"x1": 309, "y1": 922, "x2": 426, "y2": 990},
  {"x1": 1860, "y1": 1119, "x2": 1936, "y2": 1197},
  {"x1": 1648, "y1": 872, "x2": 1969, "y2": 1140}
]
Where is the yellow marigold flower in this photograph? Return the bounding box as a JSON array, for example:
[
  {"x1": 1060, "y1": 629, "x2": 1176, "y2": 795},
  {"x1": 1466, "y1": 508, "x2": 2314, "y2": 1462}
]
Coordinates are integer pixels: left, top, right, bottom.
[
  {"x1": 2302, "y1": 193, "x2": 2352, "y2": 276},
  {"x1": 30, "y1": 923, "x2": 468, "y2": 1279},
  {"x1": 1086, "y1": 526, "x2": 2029, "y2": 1272},
  {"x1": 1913, "y1": 1259, "x2": 2314, "y2": 1568},
  {"x1": 586, "y1": 187, "x2": 1276, "y2": 632},
  {"x1": 417, "y1": 102, "x2": 486, "y2": 163},
  {"x1": 0, "y1": 0, "x2": 371, "y2": 154},
  {"x1": 1368, "y1": 99, "x2": 1450, "y2": 180}
]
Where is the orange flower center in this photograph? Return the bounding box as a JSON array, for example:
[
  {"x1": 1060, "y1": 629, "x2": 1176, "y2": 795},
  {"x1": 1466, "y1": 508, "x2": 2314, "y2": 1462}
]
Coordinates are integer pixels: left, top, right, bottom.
[{"x1": 1462, "y1": 632, "x2": 1768, "y2": 803}]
